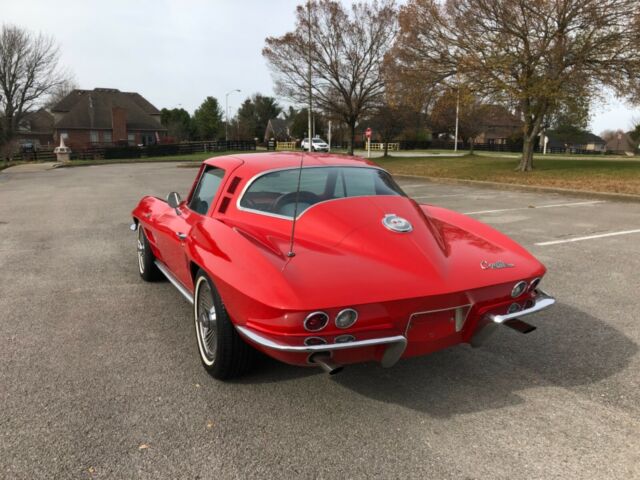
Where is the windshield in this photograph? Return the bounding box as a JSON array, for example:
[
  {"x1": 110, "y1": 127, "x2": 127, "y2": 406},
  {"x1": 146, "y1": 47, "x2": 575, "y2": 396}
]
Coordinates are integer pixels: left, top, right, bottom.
[
  {"x1": 239, "y1": 166, "x2": 406, "y2": 218},
  {"x1": 313, "y1": 138, "x2": 327, "y2": 144}
]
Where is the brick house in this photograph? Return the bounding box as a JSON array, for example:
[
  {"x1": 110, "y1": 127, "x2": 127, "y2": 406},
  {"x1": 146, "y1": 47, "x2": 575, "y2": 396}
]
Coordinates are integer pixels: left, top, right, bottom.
[
  {"x1": 16, "y1": 109, "x2": 55, "y2": 148},
  {"x1": 51, "y1": 88, "x2": 167, "y2": 148}
]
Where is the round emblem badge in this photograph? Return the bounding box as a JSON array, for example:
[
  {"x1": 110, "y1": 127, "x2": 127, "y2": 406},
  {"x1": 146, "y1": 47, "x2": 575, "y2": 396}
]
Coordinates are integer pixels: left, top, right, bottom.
[{"x1": 382, "y1": 213, "x2": 413, "y2": 233}]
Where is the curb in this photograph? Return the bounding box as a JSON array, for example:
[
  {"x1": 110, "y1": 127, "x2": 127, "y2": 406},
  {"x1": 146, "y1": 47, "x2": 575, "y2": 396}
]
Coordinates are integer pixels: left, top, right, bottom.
[
  {"x1": 393, "y1": 174, "x2": 640, "y2": 203},
  {"x1": 0, "y1": 162, "x2": 59, "y2": 174}
]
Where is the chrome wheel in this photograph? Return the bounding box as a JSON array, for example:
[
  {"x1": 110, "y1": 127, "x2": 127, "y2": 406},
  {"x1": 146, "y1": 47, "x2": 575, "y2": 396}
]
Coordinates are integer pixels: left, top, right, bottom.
[
  {"x1": 137, "y1": 226, "x2": 145, "y2": 274},
  {"x1": 195, "y1": 276, "x2": 218, "y2": 365}
]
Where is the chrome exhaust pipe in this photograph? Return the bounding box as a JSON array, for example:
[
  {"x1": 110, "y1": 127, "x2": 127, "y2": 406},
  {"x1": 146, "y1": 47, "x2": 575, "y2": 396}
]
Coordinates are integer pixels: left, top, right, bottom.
[{"x1": 309, "y1": 353, "x2": 344, "y2": 375}]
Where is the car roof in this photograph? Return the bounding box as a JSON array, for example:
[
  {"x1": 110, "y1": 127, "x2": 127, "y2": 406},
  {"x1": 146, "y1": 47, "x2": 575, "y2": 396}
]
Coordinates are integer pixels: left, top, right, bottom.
[{"x1": 203, "y1": 152, "x2": 379, "y2": 178}]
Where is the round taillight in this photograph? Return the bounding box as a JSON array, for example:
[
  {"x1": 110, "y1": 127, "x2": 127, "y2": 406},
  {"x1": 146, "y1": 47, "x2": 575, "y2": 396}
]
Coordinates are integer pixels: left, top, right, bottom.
[
  {"x1": 335, "y1": 308, "x2": 358, "y2": 329},
  {"x1": 511, "y1": 281, "x2": 527, "y2": 298},
  {"x1": 529, "y1": 277, "x2": 541, "y2": 292},
  {"x1": 304, "y1": 312, "x2": 329, "y2": 332},
  {"x1": 304, "y1": 336, "x2": 327, "y2": 346}
]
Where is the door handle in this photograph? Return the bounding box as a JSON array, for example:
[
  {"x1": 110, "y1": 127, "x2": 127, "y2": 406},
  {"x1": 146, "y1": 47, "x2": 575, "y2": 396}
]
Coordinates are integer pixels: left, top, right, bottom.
[{"x1": 176, "y1": 232, "x2": 187, "y2": 240}]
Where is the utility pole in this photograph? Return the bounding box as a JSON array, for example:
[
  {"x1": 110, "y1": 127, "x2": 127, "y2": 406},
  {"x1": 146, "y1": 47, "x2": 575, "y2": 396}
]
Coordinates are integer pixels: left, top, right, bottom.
[
  {"x1": 327, "y1": 120, "x2": 332, "y2": 152},
  {"x1": 225, "y1": 89, "x2": 241, "y2": 141},
  {"x1": 307, "y1": 0, "x2": 313, "y2": 149}
]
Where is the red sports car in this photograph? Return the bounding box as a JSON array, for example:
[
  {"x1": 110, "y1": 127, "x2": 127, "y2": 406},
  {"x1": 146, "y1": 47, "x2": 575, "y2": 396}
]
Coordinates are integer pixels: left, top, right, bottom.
[{"x1": 131, "y1": 153, "x2": 555, "y2": 379}]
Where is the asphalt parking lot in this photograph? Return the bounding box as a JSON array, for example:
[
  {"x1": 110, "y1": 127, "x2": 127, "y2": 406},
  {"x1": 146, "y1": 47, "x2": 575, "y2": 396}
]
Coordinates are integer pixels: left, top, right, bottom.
[{"x1": 1, "y1": 160, "x2": 639, "y2": 479}]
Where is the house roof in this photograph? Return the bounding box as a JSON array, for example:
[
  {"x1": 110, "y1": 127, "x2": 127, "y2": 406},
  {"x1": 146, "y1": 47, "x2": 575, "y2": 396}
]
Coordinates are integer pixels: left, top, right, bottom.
[
  {"x1": 605, "y1": 132, "x2": 636, "y2": 153},
  {"x1": 265, "y1": 117, "x2": 291, "y2": 140},
  {"x1": 18, "y1": 109, "x2": 54, "y2": 134},
  {"x1": 51, "y1": 88, "x2": 166, "y2": 131},
  {"x1": 479, "y1": 105, "x2": 522, "y2": 129},
  {"x1": 546, "y1": 130, "x2": 605, "y2": 147}
]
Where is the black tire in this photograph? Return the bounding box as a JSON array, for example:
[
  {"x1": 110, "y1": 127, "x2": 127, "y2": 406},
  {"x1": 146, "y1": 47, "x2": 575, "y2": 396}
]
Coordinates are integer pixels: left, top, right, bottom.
[
  {"x1": 136, "y1": 223, "x2": 162, "y2": 281},
  {"x1": 193, "y1": 270, "x2": 254, "y2": 379}
]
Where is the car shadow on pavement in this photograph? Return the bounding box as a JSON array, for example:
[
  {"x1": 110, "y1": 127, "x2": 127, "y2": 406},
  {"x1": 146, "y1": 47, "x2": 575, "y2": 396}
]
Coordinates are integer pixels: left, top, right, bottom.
[
  {"x1": 231, "y1": 353, "x2": 319, "y2": 384},
  {"x1": 329, "y1": 302, "x2": 637, "y2": 417},
  {"x1": 234, "y1": 302, "x2": 637, "y2": 415}
]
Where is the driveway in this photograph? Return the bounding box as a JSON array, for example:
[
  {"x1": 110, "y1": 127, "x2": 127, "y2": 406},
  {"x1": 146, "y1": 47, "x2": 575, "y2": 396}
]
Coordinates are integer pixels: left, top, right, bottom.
[{"x1": 1, "y1": 162, "x2": 639, "y2": 479}]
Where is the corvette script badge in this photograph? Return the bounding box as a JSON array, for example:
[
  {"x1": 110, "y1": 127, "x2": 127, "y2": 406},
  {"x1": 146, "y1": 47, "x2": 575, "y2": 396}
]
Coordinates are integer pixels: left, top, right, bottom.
[{"x1": 480, "y1": 260, "x2": 515, "y2": 270}]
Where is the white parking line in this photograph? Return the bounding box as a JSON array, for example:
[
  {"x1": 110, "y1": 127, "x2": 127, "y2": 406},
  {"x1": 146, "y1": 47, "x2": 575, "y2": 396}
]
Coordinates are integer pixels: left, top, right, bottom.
[
  {"x1": 463, "y1": 200, "x2": 605, "y2": 215},
  {"x1": 400, "y1": 184, "x2": 430, "y2": 189},
  {"x1": 413, "y1": 193, "x2": 465, "y2": 200},
  {"x1": 535, "y1": 229, "x2": 640, "y2": 246}
]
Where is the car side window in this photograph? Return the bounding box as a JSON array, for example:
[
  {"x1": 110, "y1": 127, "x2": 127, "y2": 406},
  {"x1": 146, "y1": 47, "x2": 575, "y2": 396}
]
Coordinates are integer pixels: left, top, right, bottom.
[{"x1": 188, "y1": 167, "x2": 225, "y2": 215}]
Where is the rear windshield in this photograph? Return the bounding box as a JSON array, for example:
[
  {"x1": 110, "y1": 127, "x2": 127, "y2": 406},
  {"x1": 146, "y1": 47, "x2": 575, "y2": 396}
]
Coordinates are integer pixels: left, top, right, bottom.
[{"x1": 239, "y1": 166, "x2": 406, "y2": 218}]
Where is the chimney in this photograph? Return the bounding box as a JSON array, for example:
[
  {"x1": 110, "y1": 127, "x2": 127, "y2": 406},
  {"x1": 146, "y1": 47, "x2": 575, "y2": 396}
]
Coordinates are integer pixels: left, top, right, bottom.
[{"x1": 111, "y1": 106, "x2": 128, "y2": 143}]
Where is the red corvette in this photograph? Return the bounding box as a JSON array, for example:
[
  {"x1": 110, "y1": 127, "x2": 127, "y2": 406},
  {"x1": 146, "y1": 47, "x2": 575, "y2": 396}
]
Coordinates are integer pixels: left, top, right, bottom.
[{"x1": 131, "y1": 153, "x2": 555, "y2": 379}]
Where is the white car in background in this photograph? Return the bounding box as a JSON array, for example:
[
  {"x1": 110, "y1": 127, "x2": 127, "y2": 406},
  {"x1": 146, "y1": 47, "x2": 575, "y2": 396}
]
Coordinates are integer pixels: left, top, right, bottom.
[{"x1": 301, "y1": 137, "x2": 330, "y2": 152}]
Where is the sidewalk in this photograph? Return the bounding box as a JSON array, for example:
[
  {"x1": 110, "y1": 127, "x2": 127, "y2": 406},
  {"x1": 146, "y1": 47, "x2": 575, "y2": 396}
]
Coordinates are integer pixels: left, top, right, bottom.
[
  {"x1": 354, "y1": 150, "x2": 466, "y2": 158},
  {"x1": 1, "y1": 162, "x2": 59, "y2": 173}
]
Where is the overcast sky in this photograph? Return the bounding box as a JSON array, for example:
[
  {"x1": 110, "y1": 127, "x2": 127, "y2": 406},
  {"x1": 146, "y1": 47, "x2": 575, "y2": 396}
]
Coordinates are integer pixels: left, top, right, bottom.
[{"x1": 2, "y1": 0, "x2": 637, "y2": 134}]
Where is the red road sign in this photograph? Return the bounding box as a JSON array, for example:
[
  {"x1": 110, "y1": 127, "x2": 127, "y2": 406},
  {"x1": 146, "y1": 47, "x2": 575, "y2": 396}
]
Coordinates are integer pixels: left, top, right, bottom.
[{"x1": 365, "y1": 128, "x2": 372, "y2": 139}]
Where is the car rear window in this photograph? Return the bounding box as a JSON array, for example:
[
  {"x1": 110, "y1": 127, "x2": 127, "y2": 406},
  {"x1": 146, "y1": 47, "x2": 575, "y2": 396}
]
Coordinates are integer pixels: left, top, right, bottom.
[{"x1": 239, "y1": 166, "x2": 405, "y2": 218}]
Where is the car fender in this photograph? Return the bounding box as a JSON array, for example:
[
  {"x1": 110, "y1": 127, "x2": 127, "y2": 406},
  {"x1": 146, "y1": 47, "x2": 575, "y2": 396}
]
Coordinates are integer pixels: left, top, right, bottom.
[
  {"x1": 185, "y1": 217, "x2": 300, "y2": 326},
  {"x1": 132, "y1": 195, "x2": 171, "y2": 259}
]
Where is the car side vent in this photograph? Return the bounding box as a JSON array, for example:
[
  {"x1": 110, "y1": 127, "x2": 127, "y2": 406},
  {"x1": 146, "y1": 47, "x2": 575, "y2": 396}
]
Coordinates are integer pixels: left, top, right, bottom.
[
  {"x1": 219, "y1": 196, "x2": 231, "y2": 213},
  {"x1": 227, "y1": 176, "x2": 242, "y2": 194}
]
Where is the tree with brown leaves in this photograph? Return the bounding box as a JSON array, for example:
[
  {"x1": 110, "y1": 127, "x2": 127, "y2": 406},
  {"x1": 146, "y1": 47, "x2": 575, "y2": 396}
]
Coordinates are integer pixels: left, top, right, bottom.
[
  {"x1": 263, "y1": 0, "x2": 397, "y2": 155},
  {"x1": 429, "y1": 87, "x2": 490, "y2": 153},
  {"x1": 388, "y1": 0, "x2": 640, "y2": 171}
]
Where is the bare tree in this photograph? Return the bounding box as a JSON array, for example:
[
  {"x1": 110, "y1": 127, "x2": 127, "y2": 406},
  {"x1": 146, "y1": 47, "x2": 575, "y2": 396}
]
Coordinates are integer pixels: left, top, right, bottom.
[
  {"x1": 263, "y1": 0, "x2": 398, "y2": 155},
  {"x1": 0, "y1": 24, "x2": 69, "y2": 161},
  {"x1": 44, "y1": 78, "x2": 78, "y2": 109},
  {"x1": 387, "y1": 0, "x2": 640, "y2": 171},
  {"x1": 600, "y1": 129, "x2": 617, "y2": 143}
]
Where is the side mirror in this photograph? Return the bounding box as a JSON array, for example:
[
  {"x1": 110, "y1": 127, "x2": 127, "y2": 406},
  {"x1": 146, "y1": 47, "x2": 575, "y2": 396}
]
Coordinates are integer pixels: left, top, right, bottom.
[{"x1": 167, "y1": 192, "x2": 182, "y2": 211}]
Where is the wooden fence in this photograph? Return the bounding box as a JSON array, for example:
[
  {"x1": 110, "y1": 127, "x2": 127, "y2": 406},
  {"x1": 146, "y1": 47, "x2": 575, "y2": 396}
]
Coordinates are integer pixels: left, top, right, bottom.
[
  {"x1": 11, "y1": 140, "x2": 256, "y2": 162},
  {"x1": 276, "y1": 141, "x2": 297, "y2": 151},
  {"x1": 369, "y1": 142, "x2": 400, "y2": 151}
]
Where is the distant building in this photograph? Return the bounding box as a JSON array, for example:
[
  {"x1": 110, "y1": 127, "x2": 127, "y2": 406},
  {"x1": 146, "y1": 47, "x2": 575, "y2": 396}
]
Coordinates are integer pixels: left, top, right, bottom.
[
  {"x1": 605, "y1": 132, "x2": 637, "y2": 155},
  {"x1": 264, "y1": 117, "x2": 292, "y2": 142},
  {"x1": 51, "y1": 88, "x2": 167, "y2": 148},
  {"x1": 15, "y1": 109, "x2": 55, "y2": 148},
  {"x1": 472, "y1": 105, "x2": 522, "y2": 145},
  {"x1": 545, "y1": 130, "x2": 606, "y2": 153}
]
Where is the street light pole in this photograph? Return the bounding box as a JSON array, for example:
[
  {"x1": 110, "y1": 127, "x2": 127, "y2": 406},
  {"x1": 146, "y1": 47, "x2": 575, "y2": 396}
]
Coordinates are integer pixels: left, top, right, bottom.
[{"x1": 225, "y1": 89, "x2": 241, "y2": 141}]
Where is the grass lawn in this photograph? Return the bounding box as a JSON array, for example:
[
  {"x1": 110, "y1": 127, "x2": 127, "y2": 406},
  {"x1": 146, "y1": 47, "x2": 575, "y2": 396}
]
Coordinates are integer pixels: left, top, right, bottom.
[{"x1": 375, "y1": 154, "x2": 640, "y2": 196}]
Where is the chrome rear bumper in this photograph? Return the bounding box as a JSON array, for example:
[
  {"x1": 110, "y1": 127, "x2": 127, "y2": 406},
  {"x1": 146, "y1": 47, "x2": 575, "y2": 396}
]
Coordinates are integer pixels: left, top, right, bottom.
[
  {"x1": 235, "y1": 326, "x2": 407, "y2": 367},
  {"x1": 471, "y1": 290, "x2": 555, "y2": 347},
  {"x1": 488, "y1": 290, "x2": 555, "y2": 325},
  {"x1": 237, "y1": 291, "x2": 555, "y2": 367}
]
